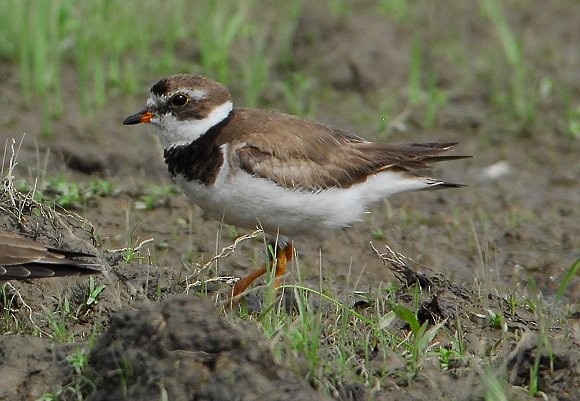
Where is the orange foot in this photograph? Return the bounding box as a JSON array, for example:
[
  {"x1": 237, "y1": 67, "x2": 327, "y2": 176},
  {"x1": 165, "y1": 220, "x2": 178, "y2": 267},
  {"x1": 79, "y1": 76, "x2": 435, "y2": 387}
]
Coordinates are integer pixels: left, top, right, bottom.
[{"x1": 231, "y1": 241, "x2": 294, "y2": 302}]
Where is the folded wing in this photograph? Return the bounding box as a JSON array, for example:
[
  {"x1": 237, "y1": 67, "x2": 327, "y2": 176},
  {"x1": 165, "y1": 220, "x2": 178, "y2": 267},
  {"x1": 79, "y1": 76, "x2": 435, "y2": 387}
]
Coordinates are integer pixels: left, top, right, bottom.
[
  {"x1": 0, "y1": 230, "x2": 102, "y2": 280},
  {"x1": 226, "y1": 109, "x2": 469, "y2": 191}
]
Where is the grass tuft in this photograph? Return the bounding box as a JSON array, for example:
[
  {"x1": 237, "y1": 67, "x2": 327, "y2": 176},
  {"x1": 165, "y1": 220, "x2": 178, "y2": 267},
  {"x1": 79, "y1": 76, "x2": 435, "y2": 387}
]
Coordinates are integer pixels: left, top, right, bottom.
[
  {"x1": 0, "y1": 1, "x2": 308, "y2": 134},
  {"x1": 480, "y1": 0, "x2": 538, "y2": 127}
]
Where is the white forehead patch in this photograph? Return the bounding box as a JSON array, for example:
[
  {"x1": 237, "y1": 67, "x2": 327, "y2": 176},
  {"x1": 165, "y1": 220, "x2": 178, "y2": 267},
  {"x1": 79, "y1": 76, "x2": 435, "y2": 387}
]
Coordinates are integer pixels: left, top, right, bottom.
[{"x1": 146, "y1": 94, "x2": 162, "y2": 108}]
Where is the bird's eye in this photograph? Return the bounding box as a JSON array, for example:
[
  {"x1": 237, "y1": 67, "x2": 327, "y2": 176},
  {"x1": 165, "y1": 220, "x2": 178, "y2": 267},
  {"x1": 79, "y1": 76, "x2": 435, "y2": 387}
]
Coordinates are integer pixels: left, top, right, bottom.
[{"x1": 170, "y1": 94, "x2": 189, "y2": 107}]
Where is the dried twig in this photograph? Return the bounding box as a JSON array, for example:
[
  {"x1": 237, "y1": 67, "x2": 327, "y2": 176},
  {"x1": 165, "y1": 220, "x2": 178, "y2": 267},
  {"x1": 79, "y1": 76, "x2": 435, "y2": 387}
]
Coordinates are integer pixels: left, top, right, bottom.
[
  {"x1": 370, "y1": 242, "x2": 435, "y2": 289},
  {"x1": 185, "y1": 229, "x2": 262, "y2": 288},
  {"x1": 107, "y1": 237, "x2": 155, "y2": 254}
]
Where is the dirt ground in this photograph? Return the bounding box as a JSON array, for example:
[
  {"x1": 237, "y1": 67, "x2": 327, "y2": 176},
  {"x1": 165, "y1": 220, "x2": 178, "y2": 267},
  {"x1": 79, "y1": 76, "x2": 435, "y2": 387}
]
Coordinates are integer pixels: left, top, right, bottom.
[{"x1": 1, "y1": 2, "x2": 579, "y2": 401}]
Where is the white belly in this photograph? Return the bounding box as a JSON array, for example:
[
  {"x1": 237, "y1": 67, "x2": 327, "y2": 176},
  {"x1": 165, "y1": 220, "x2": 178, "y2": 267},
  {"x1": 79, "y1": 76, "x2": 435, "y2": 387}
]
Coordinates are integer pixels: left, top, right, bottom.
[{"x1": 174, "y1": 168, "x2": 431, "y2": 238}]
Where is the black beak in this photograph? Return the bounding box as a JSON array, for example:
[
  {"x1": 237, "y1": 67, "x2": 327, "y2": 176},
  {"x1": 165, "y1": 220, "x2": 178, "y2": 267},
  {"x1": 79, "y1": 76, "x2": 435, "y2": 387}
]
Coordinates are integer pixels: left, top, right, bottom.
[{"x1": 123, "y1": 109, "x2": 153, "y2": 125}]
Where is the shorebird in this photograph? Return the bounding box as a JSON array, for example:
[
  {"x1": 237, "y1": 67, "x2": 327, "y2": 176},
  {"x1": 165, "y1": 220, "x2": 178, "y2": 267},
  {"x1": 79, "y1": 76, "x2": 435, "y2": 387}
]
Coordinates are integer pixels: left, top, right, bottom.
[{"x1": 123, "y1": 74, "x2": 468, "y2": 298}]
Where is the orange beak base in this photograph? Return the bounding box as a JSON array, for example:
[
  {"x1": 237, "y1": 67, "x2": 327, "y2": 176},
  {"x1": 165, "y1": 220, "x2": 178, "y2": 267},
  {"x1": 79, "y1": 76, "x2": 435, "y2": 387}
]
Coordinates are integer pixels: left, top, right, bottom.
[{"x1": 122, "y1": 110, "x2": 153, "y2": 125}]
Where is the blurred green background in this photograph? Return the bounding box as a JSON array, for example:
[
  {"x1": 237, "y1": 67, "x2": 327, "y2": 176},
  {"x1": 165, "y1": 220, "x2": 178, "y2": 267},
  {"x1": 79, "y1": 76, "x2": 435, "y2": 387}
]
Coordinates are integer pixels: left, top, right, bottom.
[{"x1": 1, "y1": 0, "x2": 578, "y2": 137}]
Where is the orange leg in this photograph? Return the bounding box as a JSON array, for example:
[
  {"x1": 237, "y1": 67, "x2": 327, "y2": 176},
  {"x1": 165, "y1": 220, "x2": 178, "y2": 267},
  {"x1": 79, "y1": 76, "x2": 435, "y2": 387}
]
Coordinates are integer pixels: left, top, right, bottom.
[{"x1": 231, "y1": 241, "x2": 294, "y2": 299}]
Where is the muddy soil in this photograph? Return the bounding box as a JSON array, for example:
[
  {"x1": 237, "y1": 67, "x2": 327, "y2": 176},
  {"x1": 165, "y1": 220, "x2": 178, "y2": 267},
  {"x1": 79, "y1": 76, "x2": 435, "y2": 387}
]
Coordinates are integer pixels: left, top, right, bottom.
[{"x1": 1, "y1": 2, "x2": 579, "y2": 401}]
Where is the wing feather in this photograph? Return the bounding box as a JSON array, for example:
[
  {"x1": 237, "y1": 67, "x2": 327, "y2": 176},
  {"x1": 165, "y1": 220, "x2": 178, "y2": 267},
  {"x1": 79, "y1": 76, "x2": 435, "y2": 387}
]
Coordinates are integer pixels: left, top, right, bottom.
[
  {"x1": 221, "y1": 109, "x2": 468, "y2": 191},
  {"x1": 0, "y1": 230, "x2": 102, "y2": 280}
]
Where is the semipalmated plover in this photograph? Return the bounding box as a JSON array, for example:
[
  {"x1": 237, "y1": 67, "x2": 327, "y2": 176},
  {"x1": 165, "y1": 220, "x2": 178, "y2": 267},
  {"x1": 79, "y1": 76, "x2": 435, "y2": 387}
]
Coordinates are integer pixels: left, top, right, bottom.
[
  {"x1": 0, "y1": 230, "x2": 102, "y2": 280},
  {"x1": 123, "y1": 74, "x2": 468, "y2": 297}
]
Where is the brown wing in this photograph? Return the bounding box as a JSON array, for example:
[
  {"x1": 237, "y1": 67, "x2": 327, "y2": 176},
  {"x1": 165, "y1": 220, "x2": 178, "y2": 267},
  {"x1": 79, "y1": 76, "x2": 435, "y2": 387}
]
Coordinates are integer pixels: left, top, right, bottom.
[
  {"x1": 222, "y1": 109, "x2": 468, "y2": 191},
  {"x1": 0, "y1": 230, "x2": 102, "y2": 280}
]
